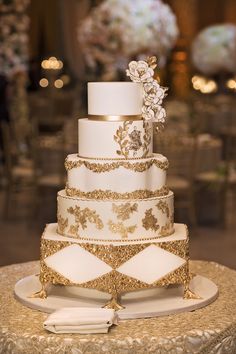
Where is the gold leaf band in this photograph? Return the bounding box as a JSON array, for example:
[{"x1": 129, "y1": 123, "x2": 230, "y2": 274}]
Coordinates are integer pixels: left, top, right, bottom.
[{"x1": 88, "y1": 114, "x2": 142, "y2": 121}]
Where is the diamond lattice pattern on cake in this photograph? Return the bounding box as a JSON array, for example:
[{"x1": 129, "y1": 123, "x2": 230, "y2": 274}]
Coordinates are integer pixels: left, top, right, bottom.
[
  {"x1": 44, "y1": 244, "x2": 112, "y2": 283},
  {"x1": 117, "y1": 245, "x2": 186, "y2": 284}
]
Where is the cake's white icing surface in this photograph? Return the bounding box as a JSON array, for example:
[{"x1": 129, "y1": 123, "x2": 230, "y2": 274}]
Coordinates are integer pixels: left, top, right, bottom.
[
  {"x1": 88, "y1": 82, "x2": 143, "y2": 115},
  {"x1": 66, "y1": 153, "x2": 167, "y2": 195},
  {"x1": 57, "y1": 190, "x2": 174, "y2": 241},
  {"x1": 78, "y1": 118, "x2": 153, "y2": 159}
]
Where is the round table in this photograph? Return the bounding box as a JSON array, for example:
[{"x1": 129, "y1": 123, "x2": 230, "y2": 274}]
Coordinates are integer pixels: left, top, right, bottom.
[{"x1": 0, "y1": 260, "x2": 236, "y2": 354}]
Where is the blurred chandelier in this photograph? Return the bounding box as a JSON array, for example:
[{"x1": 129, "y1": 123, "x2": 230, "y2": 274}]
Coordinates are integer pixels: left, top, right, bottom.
[{"x1": 39, "y1": 57, "x2": 70, "y2": 89}]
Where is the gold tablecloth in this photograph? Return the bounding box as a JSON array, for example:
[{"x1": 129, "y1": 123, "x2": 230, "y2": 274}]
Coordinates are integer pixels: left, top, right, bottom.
[{"x1": 0, "y1": 260, "x2": 236, "y2": 354}]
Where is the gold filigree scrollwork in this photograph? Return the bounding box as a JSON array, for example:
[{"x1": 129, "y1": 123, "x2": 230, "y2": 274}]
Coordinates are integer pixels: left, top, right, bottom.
[
  {"x1": 142, "y1": 208, "x2": 159, "y2": 231},
  {"x1": 114, "y1": 121, "x2": 132, "y2": 158},
  {"x1": 160, "y1": 222, "x2": 173, "y2": 237},
  {"x1": 112, "y1": 202, "x2": 138, "y2": 221},
  {"x1": 65, "y1": 185, "x2": 169, "y2": 200},
  {"x1": 108, "y1": 220, "x2": 137, "y2": 239},
  {"x1": 142, "y1": 121, "x2": 152, "y2": 158},
  {"x1": 65, "y1": 158, "x2": 169, "y2": 172},
  {"x1": 67, "y1": 206, "x2": 104, "y2": 235},
  {"x1": 156, "y1": 200, "x2": 170, "y2": 217}
]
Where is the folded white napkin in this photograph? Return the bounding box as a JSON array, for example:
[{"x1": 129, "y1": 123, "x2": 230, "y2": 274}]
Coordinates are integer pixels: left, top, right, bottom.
[{"x1": 43, "y1": 307, "x2": 118, "y2": 334}]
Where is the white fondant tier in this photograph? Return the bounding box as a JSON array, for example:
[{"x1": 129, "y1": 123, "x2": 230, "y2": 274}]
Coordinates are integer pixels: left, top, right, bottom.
[
  {"x1": 57, "y1": 190, "x2": 174, "y2": 241},
  {"x1": 88, "y1": 82, "x2": 143, "y2": 116},
  {"x1": 65, "y1": 153, "x2": 168, "y2": 199},
  {"x1": 40, "y1": 223, "x2": 188, "y2": 287},
  {"x1": 78, "y1": 119, "x2": 153, "y2": 159}
]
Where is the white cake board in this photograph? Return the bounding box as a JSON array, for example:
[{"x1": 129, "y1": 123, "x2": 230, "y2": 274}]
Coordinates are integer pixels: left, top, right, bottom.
[{"x1": 14, "y1": 275, "x2": 218, "y2": 320}]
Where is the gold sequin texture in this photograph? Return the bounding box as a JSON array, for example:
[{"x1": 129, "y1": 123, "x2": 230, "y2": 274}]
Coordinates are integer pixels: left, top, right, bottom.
[
  {"x1": 57, "y1": 215, "x2": 68, "y2": 234},
  {"x1": 65, "y1": 185, "x2": 169, "y2": 200},
  {"x1": 1, "y1": 260, "x2": 235, "y2": 353},
  {"x1": 65, "y1": 157, "x2": 169, "y2": 172},
  {"x1": 142, "y1": 208, "x2": 160, "y2": 231},
  {"x1": 67, "y1": 205, "x2": 104, "y2": 231},
  {"x1": 108, "y1": 220, "x2": 137, "y2": 239},
  {"x1": 156, "y1": 200, "x2": 170, "y2": 217},
  {"x1": 112, "y1": 202, "x2": 138, "y2": 221},
  {"x1": 160, "y1": 223, "x2": 174, "y2": 236}
]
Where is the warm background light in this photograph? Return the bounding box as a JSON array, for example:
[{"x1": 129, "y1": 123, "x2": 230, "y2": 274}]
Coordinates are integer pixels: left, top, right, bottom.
[
  {"x1": 54, "y1": 79, "x2": 63, "y2": 88},
  {"x1": 39, "y1": 78, "x2": 49, "y2": 87}
]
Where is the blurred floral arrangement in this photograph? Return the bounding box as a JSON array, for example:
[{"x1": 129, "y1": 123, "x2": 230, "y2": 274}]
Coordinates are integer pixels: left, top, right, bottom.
[
  {"x1": 78, "y1": 0, "x2": 178, "y2": 80},
  {"x1": 192, "y1": 24, "x2": 236, "y2": 76},
  {"x1": 0, "y1": 0, "x2": 30, "y2": 78}
]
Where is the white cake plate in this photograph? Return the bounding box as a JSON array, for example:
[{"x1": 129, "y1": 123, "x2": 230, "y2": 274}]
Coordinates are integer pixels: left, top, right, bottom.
[{"x1": 14, "y1": 274, "x2": 218, "y2": 320}]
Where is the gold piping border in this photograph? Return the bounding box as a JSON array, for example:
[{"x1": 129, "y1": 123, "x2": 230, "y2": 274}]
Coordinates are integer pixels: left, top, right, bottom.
[
  {"x1": 65, "y1": 157, "x2": 169, "y2": 172},
  {"x1": 58, "y1": 189, "x2": 173, "y2": 203},
  {"x1": 65, "y1": 185, "x2": 170, "y2": 200}
]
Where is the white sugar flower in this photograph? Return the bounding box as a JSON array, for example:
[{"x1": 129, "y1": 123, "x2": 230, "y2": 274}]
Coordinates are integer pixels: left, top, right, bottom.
[
  {"x1": 127, "y1": 57, "x2": 167, "y2": 125},
  {"x1": 155, "y1": 106, "x2": 167, "y2": 122},
  {"x1": 143, "y1": 81, "x2": 167, "y2": 105},
  {"x1": 142, "y1": 105, "x2": 154, "y2": 121},
  {"x1": 126, "y1": 60, "x2": 154, "y2": 83}
]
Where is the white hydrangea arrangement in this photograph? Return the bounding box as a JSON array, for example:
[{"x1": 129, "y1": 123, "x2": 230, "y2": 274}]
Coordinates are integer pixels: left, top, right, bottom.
[
  {"x1": 0, "y1": 0, "x2": 30, "y2": 78},
  {"x1": 78, "y1": 0, "x2": 178, "y2": 80},
  {"x1": 192, "y1": 24, "x2": 236, "y2": 76},
  {"x1": 126, "y1": 56, "x2": 167, "y2": 129}
]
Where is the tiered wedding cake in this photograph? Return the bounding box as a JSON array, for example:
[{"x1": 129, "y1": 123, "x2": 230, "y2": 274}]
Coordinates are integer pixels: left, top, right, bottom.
[{"x1": 36, "y1": 58, "x2": 198, "y2": 309}]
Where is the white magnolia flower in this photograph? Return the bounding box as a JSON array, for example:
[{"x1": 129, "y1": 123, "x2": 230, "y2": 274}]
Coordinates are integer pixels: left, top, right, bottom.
[
  {"x1": 127, "y1": 58, "x2": 167, "y2": 124},
  {"x1": 126, "y1": 60, "x2": 154, "y2": 83},
  {"x1": 156, "y1": 106, "x2": 167, "y2": 122},
  {"x1": 142, "y1": 105, "x2": 155, "y2": 121},
  {"x1": 143, "y1": 81, "x2": 167, "y2": 105}
]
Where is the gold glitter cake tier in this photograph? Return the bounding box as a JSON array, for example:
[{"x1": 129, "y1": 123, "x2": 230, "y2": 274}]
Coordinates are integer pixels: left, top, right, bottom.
[{"x1": 38, "y1": 223, "x2": 190, "y2": 306}]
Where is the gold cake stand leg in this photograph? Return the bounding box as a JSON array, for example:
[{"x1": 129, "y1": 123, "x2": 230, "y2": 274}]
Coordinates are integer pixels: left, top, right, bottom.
[
  {"x1": 183, "y1": 281, "x2": 201, "y2": 300},
  {"x1": 30, "y1": 277, "x2": 48, "y2": 299},
  {"x1": 103, "y1": 293, "x2": 124, "y2": 311},
  {"x1": 102, "y1": 273, "x2": 125, "y2": 310}
]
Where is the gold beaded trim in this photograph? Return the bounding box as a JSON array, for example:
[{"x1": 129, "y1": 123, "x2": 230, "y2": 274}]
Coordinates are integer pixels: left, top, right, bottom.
[
  {"x1": 65, "y1": 157, "x2": 169, "y2": 172},
  {"x1": 65, "y1": 185, "x2": 169, "y2": 200},
  {"x1": 77, "y1": 154, "x2": 154, "y2": 161}
]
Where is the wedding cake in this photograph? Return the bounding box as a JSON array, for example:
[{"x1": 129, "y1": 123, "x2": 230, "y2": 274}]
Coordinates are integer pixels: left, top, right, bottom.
[{"x1": 36, "y1": 57, "x2": 198, "y2": 310}]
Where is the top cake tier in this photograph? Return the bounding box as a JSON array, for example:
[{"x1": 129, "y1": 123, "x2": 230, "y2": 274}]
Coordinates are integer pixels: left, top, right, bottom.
[{"x1": 88, "y1": 82, "x2": 143, "y2": 117}]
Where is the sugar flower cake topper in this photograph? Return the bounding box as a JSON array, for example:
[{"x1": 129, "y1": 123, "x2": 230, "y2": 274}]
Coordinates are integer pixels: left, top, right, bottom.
[{"x1": 126, "y1": 56, "x2": 168, "y2": 130}]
